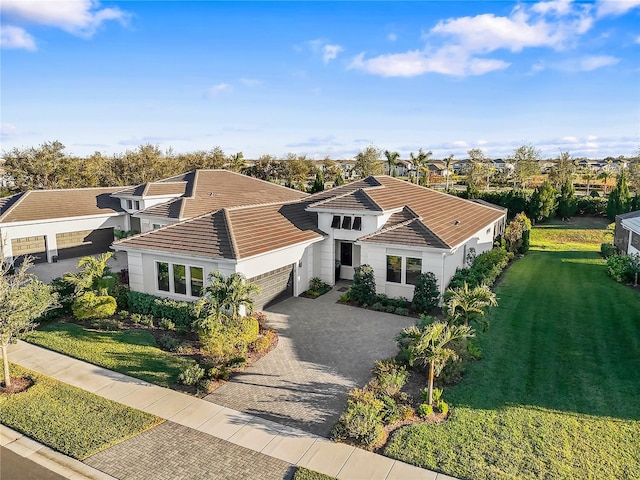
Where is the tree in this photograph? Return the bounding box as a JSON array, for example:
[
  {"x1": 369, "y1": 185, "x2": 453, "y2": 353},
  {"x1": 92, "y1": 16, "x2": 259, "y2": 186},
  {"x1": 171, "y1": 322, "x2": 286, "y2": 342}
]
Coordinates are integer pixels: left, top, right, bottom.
[
  {"x1": 505, "y1": 212, "x2": 532, "y2": 253},
  {"x1": 607, "y1": 170, "x2": 632, "y2": 221},
  {"x1": 510, "y1": 144, "x2": 541, "y2": 190},
  {"x1": 598, "y1": 170, "x2": 613, "y2": 194},
  {"x1": 3, "y1": 140, "x2": 68, "y2": 190},
  {"x1": 354, "y1": 146, "x2": 383, "y2": 178},
  {"x1": 548, "y1": 151, "x2": 575, "y2": 189},
  {"x1": 443, "y1": 155, "x2": 455, "y2": 191},
  {"x1": 63, "y1": 253, "x2": 118, "y2": 320},
  {"x1": 528, "y1": 180, "x2": 557, "y2": 222},
  {"x1": 384, "y1": 150, "x2": 400, "y2": 177},
  {"x1": 200, "y1": 272, "x2": 260, "y2": 320},
  {"x1": 445, "y1": 282, "x2": 497, "y2": 331},
  {"x1": 401, "y1": 321, "x2": 474, "y2": 405},
  {"x1": 411, "y1": 272, "x2": 440, "y2": 313},
  {"x1": 557, "y1": 178, "x2": 577, "y2": 220},
  {"x1": 350, "y1": 265, "x2": 376, "y2": 306},
  {"x1": 628, "y1": 150, "x2": 640, "y2": 194},
  {"x1": 322, "y1": 158, "x2": 343, "y2": 186},
  {"x1": 410, "y1": 149, "x2": 432, "y2": 186},
  {"x1": 226, "y1": 152, "x2": 246, "y2": 173},
  {"x1": 1, "y1": 259, "x2": 56, "y2": 387},
  {"x1": 579, "y1": 167, "x2": 596, "y2": 196},
  {"x1": 309, "y1": 168, "x2": 325, "y2": 193},
  {"x1": 465, "y1": 149, "x2": 490, "y2": 196}
]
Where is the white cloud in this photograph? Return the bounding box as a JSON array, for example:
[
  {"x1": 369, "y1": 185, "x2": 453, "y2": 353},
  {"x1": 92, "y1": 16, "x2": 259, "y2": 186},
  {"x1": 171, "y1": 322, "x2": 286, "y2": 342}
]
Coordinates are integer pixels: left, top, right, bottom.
[
  {"x1": 1, "y1": 0, "x2": 129, "y2": 37},
  {"x1": 240, "y1": 78, "x2": 261, "y2": 87},
  {"x1": 0, "y1": 25, "x2": 36, "y2": 50},
  {"x1": 207, "y1": 83, "x2": 231, "y2": 98},
  {"x1": 596, "y1": 0, "x2": 640, "y2": 17},
  {"x1": 351, "y1": 1, "x2": 599, "y2": 78},
  {"x1": 388, "y1": 33, "x2": 397, "y2": 42},
  {"x1": 1, "y1": 123, "x2": 18, "y2": 138},
  {"x1": 579, "y1": 55, "x2": 619, "y2": 71},
  {"x1": 322, "y1": 44, "x2": 343, "y2": 63}
]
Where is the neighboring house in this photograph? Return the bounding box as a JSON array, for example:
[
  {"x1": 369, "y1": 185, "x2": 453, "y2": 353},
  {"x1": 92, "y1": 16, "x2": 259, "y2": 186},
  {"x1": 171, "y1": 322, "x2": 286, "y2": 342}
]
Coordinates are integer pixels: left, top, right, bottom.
[
  {"x1": 614, "y1": 210, "x2": 640, "y2": 255},
  {"x1": 492, "y1": 159, "x2": 514, "y2": 173},
  {"x1": 114, "y1": 173, "x2": 506, "y2": 310},
  {"x1": 0, "y1": 188, "x2": 128, "y2": 264},
  {"x1": 394, "y1": 159, "x2": 413, "y2": 177}
]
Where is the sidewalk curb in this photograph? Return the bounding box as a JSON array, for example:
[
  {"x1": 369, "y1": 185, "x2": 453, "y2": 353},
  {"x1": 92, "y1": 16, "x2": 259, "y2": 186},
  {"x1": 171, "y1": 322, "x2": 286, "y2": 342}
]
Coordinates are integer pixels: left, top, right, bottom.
[{"x1": 1, "y1": 424, "x2": 117, "y2": 480}]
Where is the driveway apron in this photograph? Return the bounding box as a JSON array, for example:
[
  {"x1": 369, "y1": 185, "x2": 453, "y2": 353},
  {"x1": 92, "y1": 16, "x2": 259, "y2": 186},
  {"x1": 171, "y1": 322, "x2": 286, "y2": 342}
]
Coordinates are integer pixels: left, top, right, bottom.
[{"x1": 204, "y1": 286, "x2": 416, "y2": 436}]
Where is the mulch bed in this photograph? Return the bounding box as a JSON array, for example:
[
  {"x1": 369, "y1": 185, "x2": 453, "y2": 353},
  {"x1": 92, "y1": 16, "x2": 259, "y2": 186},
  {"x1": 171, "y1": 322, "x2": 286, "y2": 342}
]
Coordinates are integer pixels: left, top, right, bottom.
[{"x1": 0, "y1": 376, "x2": 34, "y2": 394}]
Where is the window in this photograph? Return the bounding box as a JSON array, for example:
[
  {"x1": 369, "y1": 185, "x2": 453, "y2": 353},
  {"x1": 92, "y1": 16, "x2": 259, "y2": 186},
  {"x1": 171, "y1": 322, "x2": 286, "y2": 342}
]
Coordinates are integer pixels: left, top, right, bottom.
[
  {"x1": 157, "y1": 262, "x2": 169, "y2": 291},
  {"x1": 152, "y1": 224, "x2": 161, "y2": 230},
  {"x1": 341, "y1": 216, "x2": 352, "y2": 230},
  {"x1": 341, "y1": 242, "x2": 353, "y2": 266},
  {"x1": 173, "y1": 264, "x2": 187, "y2": 295},
  {"x1": 157, "y1": 261, "x2": 203, "y2": 297},
  {"x1": 353, "y1": 217, "x2": 362, "y2": 231},
  {"x1": 190, "y1": 266, "x2": 203, "y2": 297},
  {"x1": 386, "y1": 255, "x2": 402, "y2": 283},
  {"x1": 331, "y1": 216, "x2": 341, "y2": 228},
  {"x1": 126, "y1": 200, "x2": 133, "y2": 210},
  {"x1": 134, "y1": 200, "x2": 140, "y2": 210},
  {"x1": 406, "y1": 257, "x2": 422, "y2": 285}
]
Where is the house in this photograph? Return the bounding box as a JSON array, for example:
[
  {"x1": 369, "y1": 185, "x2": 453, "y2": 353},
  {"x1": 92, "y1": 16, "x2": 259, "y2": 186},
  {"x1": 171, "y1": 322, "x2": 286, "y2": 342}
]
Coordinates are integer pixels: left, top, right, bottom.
[
  {"x1": 114, "y1": 171, "x2": 507, "y2": 310},
  {"x1": 614, "y1": 210, "x2": 640, "y2": 255},
  {"x1": 0, "y1": 187, "x2": 129, "y2": 264}
]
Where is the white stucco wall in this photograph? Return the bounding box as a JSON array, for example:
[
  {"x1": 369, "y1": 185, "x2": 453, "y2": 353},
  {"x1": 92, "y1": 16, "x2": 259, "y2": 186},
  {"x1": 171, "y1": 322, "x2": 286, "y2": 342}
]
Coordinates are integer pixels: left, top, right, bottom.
[{"x1": 0, "y1": 214, "x2": 127, "y2": 263}]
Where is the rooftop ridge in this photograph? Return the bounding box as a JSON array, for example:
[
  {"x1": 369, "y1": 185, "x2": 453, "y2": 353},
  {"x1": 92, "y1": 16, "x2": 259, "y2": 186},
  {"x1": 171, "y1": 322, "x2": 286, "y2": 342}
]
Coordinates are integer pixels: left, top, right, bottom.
[{"x1": 222, "y1": 208, "x2": 239, "y2": 259}]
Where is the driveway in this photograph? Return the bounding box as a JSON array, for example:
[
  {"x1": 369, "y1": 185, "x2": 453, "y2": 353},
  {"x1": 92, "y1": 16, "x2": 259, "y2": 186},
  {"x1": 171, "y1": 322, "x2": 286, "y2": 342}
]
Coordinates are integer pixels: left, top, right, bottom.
[
  {"x1": 205, "y1": 284, "x2": 416, "y2": 437},
  {"x1": 27, "y1": 252, "x2": 128, "y2": 284}
]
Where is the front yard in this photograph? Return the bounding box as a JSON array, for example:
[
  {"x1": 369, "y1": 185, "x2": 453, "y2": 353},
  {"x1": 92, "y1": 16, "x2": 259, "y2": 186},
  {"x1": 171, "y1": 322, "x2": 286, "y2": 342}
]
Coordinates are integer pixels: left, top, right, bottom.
[{"x1": 384, "y1": 218, "x2": 640, "y2": 479}]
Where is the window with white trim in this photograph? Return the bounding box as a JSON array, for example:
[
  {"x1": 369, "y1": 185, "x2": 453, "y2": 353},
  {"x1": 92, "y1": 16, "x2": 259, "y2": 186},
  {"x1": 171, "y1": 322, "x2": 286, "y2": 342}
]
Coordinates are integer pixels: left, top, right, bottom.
[
  {"x1": 386, "y1": 255, "x2": 422, "y2": 285},
  {"x1": 156, "y1": 261, "x2": 204, "y2": 297}
]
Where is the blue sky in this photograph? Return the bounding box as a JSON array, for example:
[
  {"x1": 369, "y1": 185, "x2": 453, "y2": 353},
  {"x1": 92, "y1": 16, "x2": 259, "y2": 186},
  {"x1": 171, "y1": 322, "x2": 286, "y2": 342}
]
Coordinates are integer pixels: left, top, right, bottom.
[{"x1": 1, "y1": 1, "x2": 639, "y2": 160}]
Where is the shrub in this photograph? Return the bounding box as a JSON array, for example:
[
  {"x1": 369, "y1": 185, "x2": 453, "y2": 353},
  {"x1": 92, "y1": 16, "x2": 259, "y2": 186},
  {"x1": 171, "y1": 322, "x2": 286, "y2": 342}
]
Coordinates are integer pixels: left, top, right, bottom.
[
  {"x1": 109, "y1": 283, "x2": 130, "y2": 311},
  {"x1": 117, "y1": 310, "x2": 129, "y2": 320},
  {"x1": 333, "y1": 399, "x2": 385, "y2": 449},
  {"x1": 88, "y1": 318, "x2": 123, "y2": 331},
  {"x1": 339, "y1": 292, "x2": 350, "y2": 303},
  {"x1": 606, "y1": 254, "x2": 640, "y2": 284},
  {"x1": 447, "y1": 247, "x2": 513, "y2": 292},
  {"x1": 225, "y1": 356, "x2": 247, "y2": 370},
  {"x1": 466, "y1": 340, "x2": 483, "y2": 360},
  {"x1": 43, "y1": 277, "x2": 76, "y2": 319},
  {"x1": 371, "y1": 302, "x2": 384, "y2": 311},
  {"x1": 381, "y1": 395, "x2": 402, "y2": 424},
  {"x1": 200, "y1": 316, "x2": 259, "y2": 360},
  {"x1": 398, "y1": 404, "x2": 415, "y2": 420},
  {"x1": 159, "y1": 318, "x2": 176, "y2": 331},
  {"x1": 437, "y1": 401, "x2": 449, "y2": 415},
  {"x1": 208, "y1": 365, "x2": 231, "y2": 381},
  {"x1": 178, "y1": 363, "x2": 205, "y2": 386},
  {"x1": 412, "y1": 272, "x2": 440, "y2": 313},
  {"x1": 197, "y1": 378, "x2": 216, "y2": 394},
  {"x1": 135, "y1": 314, "x2": 154, "y2": 327},
  {"x1": 350, "y1": 265, "x2": 376, "y2": 306},
  {"x1": 253, "y1": 335, "x2": 271, "y2": 354},
  {"x1": 373, "y1": 360, "x2": 408, "y2": 396},
  {"x1": 600, "y1": 243, "x2": 617, "y2": 258},
  {"x1": 309, "y1": 277, "x2": 330, "y2": 293},
  {"x1": 394, "y1": 307, "x2": 409, "y2": 316},
  {"x1": 576, "y1": 196, "x2": 607, "y2": 216},
  {"x1": 253, "y1": 311, "x2": 267, "y2": 329},
  {"x1": 384, "y1": 304, "x2": 396, "y2": 313},
  {"x1": 157, "y1": 335, "x2": 180, "y2": 352},
  {"x1": 128, "y1": 291, "x2": 196, "y2": 328},
  {"x1": 72, "y1": 292, "x2": 117, "y2": 320},
  {"x1": 417, "y1": 403, "x2": 433, "y2": 418}
]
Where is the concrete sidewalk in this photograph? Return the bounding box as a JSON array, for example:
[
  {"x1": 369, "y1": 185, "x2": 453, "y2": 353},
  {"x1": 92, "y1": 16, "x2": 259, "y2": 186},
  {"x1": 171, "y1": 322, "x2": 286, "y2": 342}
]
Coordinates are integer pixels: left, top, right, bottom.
[{"x1": 5, "y1": 341, "x2": 455, "y2": 480}]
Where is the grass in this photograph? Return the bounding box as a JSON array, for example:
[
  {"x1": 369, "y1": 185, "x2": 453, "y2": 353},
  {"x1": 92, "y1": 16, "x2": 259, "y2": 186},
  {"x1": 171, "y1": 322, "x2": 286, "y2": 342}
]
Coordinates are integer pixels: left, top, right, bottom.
[
  {"x1": 384, "y1": 219, "x2": 640, "y2": 480},
  {"x1": 24, "y1": 323, "x2": 193, "y2": 387},
  {"x1": 529, "y1": 216, "x2": 612, "y2": 251},
  {"x1": 0, "y1": 364, "x2": 162, "y2": 459},
  {"x1": 293, "y1": 467, "x2": 336, "y2": 480}
]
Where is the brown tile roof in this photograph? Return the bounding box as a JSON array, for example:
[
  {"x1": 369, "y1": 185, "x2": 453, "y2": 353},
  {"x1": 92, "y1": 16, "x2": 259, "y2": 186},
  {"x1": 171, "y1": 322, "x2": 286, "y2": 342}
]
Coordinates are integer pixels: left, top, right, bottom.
[
  {"x1": 364, "y1": 177, "x2": 504, "y2": 248},
  {"x1": 308, "y1": 188, "x2": 383, "y2": 212},
  {"x1": 115, "y1": 209, "x2": 236, "y2": 258},
  {"x1": 140, "y1": 170, "x2": 307, "y2": 220},
  {"x1": 0, "y1": 188, "x2": 125, "y2": 223},
  {"x1": 116, "y1": 174, "x2": 505, "y2": 260},
  {"x1": 145, "y1": 182, "x2": 187, "y2": 196}
]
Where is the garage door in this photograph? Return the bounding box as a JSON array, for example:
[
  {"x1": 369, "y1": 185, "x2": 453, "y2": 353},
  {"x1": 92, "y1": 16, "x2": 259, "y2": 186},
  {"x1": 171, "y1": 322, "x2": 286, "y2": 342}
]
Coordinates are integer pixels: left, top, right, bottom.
[
  {"x1": 11, "y1": 236, "x2": 47, "y2": 264},
  {"x1": 56, "y1": 228, "x2": 114, "y2": 260},
  {"x1": 248, "y1": 264, "x2": 294, "y2": 310}
]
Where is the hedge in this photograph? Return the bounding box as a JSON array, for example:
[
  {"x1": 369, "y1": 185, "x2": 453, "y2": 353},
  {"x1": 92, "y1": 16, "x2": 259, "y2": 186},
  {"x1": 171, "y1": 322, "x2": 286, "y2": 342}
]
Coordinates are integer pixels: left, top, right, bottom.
[
  {"x1": 127, "y1": 291, "x2": 198, "y2": 328},
  {"x1": 448, "y1": 248, "x2": 514, "y2": 291}
]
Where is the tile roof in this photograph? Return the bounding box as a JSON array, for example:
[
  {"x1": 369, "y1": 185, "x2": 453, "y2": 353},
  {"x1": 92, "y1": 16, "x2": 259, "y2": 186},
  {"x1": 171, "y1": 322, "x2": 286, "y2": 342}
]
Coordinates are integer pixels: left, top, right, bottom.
[
  {"x1": 0, "y1": 188, "x2": 125, "y2": 223},
  {"x1": 116, "y1": 174, "x2": 505, "y2": 260},
  {"x1": 617, "y1": 210, "x2": 640, "y2": 220},
  {"x1": 138, "y1": 170, "x2": 307, "y2": 220}
]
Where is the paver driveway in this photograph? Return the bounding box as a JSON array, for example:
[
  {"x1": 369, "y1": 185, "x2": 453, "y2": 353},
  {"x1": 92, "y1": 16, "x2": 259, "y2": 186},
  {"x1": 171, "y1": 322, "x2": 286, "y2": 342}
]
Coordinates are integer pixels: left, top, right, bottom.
[{"x1": 205, "y1": 284, "x2": 416, "y2": 436}]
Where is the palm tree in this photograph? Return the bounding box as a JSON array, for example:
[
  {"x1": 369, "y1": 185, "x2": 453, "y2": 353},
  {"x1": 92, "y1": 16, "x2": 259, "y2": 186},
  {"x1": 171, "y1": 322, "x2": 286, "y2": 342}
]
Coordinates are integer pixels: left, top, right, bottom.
[
  {"x1": 410, "y1": 149, "x2": 432, "y2": 185},
  {"x1": 384, "y1": 150, "x2": 400, "y2": 177},
  {"x1": 580, "y1": 168, "x2": 596, "y2": 196},
  {"x1": 201, "y1": 272, "x2": 260, "y2": 319},
  {"x1": 445, "y1": 282, "x2": 497, "y2": 331},
  {"x1": 402, "y1": 321, "x2": 474, "y2": 405},
  {"x1": 227, "y1": 152, "x2": 246, "y2": 173},
  {"x1": 444, "y1": 155, "x2": 454, "y2": 191},
  {"x1": 63, "y1": 252, "x2": 115, "y2": 295},
  {"x1": 598, "y1": 170, "x2": 613, "y2": 194}
]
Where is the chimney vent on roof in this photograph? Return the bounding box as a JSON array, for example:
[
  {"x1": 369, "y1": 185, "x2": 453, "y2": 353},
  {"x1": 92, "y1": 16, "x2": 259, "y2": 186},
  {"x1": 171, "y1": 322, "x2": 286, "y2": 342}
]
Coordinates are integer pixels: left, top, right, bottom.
[{"x1": 454, "y1": 220, "x2": 460, "y2": 226}]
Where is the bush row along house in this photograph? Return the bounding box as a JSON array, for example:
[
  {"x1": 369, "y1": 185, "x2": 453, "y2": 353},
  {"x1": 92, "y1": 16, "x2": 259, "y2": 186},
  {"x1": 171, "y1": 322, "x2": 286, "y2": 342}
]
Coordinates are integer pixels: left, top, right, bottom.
[{"x1": 1, "y1": 170, "x2": 506, "y2": 309}]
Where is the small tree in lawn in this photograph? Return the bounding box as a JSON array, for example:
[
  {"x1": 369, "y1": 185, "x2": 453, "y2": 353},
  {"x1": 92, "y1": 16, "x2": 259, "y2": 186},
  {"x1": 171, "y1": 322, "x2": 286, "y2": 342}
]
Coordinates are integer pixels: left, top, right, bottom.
[
  {"x1": 412, "y1": 272, "x2": 440, "y2": 314},
  {"x1": 557, "y1": 178, "x2": 577, "y2": 220},
  {"x1": 64, "y1": 252, "x2": 117, "y2": 320},
  {"x1": 401, "y1": 321, "x2": 474, "y2": 405},
  {"x1": 350, "y1": 264, "x2": 377, "y2": 306},
  {"x1": 1, "y1": 259, "x2": 56, "y2": 388},
  {"x1": 445, "y1": 282, "x2": 497, "y2": 331}
]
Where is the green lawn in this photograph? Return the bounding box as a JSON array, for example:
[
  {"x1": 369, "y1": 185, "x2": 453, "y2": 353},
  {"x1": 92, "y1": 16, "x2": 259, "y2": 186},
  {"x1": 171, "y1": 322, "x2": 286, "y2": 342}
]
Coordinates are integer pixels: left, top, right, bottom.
[
  {"x1": 25, "y1": 323, "x2": 193, "y2": 387},
  {"x1": 385, "y1": 221, "x2": 640, "y2": 480},
  {"x1": 1, "y1": 365, "x2": 162, "y2": 459}
]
